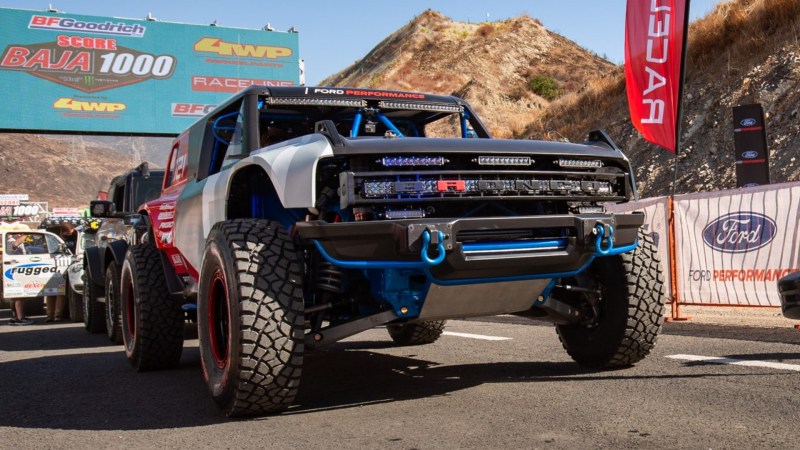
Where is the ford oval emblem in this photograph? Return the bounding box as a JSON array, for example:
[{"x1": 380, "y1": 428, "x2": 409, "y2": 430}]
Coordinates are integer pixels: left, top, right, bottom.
[
  {"x1": 741, "y1": 151, "x2": 759, "y2": 159},
  {"x1": 702, "y1": 212, "x2": 776, "y2": 253},
  {"x1": 740, "y1": 118, "x2": 757, "y2": 127},
  {"x1": 742, "y1": 183, "x2": 760, "y2": 188}
]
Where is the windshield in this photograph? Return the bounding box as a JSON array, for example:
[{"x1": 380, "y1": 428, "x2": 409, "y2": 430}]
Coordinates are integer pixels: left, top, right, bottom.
[{"x1": 130, "y1": 176, "x2": 164, "y2": 210}]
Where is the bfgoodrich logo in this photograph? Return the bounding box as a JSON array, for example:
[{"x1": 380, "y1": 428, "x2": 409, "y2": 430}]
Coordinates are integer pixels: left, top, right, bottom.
[{"x1": 702, "y1": 212, "x2": 776, "y2": 253}]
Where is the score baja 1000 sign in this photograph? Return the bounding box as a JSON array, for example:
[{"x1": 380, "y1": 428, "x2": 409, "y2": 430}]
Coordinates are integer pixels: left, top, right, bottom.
[
  {"x1": 0, "y1": 204, "x2": 40, "y2": 217},
  {"x1": 0, "y1": 38, "x2": 177, "y2": 93}
]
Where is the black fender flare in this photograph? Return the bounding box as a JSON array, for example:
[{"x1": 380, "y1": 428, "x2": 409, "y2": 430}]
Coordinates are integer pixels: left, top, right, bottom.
[
  {"x1": 84, "y1": 246, "x2": 104, "y2": 288},
  {"x1": 107, "y1": 239, "x2": 129, "y2": 268}
]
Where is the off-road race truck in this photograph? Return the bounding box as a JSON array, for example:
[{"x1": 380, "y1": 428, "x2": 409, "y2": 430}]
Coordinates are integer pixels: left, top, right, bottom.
[
  {"x1": 117, "y1": 86, "x2": 665, "y2": 417},
  {"x1": 83, "y1": 163, "x2": 164, "y2": 342},
  {"x1": 2, "y1": 229, "x2": 73, "y2": 314}
]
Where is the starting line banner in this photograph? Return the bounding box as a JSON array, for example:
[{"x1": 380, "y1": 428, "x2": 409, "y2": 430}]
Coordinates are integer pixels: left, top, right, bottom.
[{"x1": 674, "y1": 182, "x2": 800, "y2": 306}]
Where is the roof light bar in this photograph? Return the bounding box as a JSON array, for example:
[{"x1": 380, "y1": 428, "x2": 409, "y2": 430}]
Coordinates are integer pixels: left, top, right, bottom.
[
  {"x1": 556, "y1": 159, "x2": 603, "y2": 169},
  {"x1": 378, "y1": 156, "x2": 448, "y2": 167},
  {"x1": 267, "y1": 97, "x2": 366, "y2": 108},
  {"x1": 378, "y1": 101, "x2": 463, "y2": 113},
  {"x1": 477, "y1": 156, "x2": 533, "y2": 166}
]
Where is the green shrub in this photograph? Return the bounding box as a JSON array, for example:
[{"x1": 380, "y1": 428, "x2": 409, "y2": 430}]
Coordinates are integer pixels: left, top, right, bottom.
[{"x1": 528, "y1": 75, "x2": 560, "y2": 101}]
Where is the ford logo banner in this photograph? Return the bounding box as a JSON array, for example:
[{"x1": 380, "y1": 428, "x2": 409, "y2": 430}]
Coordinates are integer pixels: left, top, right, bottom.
[
  {"x1": 702, "y1": 212, "x2": 776, "y2": 253},
  {"x1": 741, "y1": 151, "x2": 759, "y2": 159},
  {"x1": 740, "y1": 118, "x2": 758, "y2": 127}
]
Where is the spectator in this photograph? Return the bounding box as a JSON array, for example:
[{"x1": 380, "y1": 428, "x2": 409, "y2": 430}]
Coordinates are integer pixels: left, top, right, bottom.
[
  {"x1": 59, "y1": 222, "x2": 77, "y2": 253},
  {"x1": 5, "y1": 233, "x2": 27, "y2": 254},
  {"x1": 45, "y1": 222, "x2": 76, "y2": 322},
  {"x1": 9, "y1": 300, "x2": 34, "y2": 326}
]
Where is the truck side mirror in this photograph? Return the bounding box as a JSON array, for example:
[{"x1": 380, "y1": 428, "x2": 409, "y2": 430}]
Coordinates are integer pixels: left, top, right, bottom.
[{"x1": 90, "y1": 200, "x2": 116, "y2": 218}]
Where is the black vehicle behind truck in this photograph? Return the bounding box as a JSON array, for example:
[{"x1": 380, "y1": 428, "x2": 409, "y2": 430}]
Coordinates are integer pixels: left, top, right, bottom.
[
  {"x1": 777, "y1": 271, "x2": 800, "y2": 319},
  {"x1": 82, "y1": 163, "x2": 164, "y2": 343}
]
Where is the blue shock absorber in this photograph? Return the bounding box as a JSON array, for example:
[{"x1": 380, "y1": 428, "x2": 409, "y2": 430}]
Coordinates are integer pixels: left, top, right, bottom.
[{"x1": 351, "y1": 109, "x2": 363, "y2": 137}]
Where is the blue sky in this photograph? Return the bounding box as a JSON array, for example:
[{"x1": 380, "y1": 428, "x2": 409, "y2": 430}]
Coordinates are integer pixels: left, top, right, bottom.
[{"x1": 2, "y1": 1, "x2": 724, "y2": 84}]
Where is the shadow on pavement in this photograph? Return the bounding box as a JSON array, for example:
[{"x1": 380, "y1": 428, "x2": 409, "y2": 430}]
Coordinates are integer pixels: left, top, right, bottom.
[{"x1": 1, "y1": 309, "x2": 789, "y2": 428}]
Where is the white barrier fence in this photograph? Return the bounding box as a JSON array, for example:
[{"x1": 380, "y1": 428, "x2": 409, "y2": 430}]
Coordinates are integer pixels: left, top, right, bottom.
[{"x1": 609, "y1": 181, "x2": 800, "y2": 307}]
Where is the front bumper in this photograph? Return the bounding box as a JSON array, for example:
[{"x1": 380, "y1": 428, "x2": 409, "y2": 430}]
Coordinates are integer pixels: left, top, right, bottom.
[
  {"x1": 777, "y1": 271, "x2": 800, "y2": 319},
  {"x1": 296, "y1": 212, "x2": 644, "y2": 281}
]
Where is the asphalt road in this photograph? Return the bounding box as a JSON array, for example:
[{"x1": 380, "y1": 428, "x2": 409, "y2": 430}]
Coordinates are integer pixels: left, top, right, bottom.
[{"x1": 1, "y1": 309, "x2": 798, "y2": 449}]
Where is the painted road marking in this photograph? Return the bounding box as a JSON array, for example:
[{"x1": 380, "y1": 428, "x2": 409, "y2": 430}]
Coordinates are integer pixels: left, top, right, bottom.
[
  {"x1": 443, "y1": 331, "x2": 511, "y2": 341},
  {"x1": 666, "y1": 354, "x2": 800, "y2": 372}
]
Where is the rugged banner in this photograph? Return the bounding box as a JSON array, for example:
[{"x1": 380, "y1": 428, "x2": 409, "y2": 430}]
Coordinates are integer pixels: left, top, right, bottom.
[
  {"x1": 674, "y1": 182, "x2": 800, "y2": 306},
  {"x1": 0, "y1": 8, "x2": 300, "y2": 135},
  {"x1": 624, "y1": 0, "x2": 689, "y2": 152}
]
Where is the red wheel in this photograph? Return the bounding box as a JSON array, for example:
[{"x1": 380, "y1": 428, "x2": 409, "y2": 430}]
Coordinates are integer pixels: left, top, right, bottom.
[
  {"x1": 120, "y1": 241, "x2": 184, "y2": 371},
  {"x1": 198, "y1": 219, "x2": 303, "y2": 417}
]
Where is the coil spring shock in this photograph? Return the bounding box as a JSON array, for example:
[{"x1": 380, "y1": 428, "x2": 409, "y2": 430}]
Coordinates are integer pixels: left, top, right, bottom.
[{"x1": 315, "y1": 260, "x2": 343, "y2": 294}]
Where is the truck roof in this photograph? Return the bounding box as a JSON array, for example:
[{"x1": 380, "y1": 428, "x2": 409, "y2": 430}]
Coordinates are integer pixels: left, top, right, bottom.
[{"x1": 238, "y1": 85, "x2": 466, "y2": 106}]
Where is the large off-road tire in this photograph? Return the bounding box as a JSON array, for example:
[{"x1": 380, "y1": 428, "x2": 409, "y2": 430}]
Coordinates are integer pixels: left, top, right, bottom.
[
  {"x1": 105, "y1": 263, "x2": 124, "y2": 344},
  {"x1": 68, "y1": 286, "x2": 84, "y2": 323},
  {"x1": 120, "y1": 241, "x2": 184, "y2": 371},
  {"x1": 198, "y1": 219, "x2": 304, "y2": 417},
  {"x1": 83, "y1": 266, "x2": 106, "y2": 333},
  {"x1": 387, "y1": 320, "x2": 446, "y2": 345},
  {"x1": 556, "y1": 230, "x2": 665, "y2": 369}
]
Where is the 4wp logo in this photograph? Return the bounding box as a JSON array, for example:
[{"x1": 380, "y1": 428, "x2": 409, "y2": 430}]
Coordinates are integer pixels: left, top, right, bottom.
[
  {"x1": 53, "y1": 97, "x2": 126, "y2": 114},
  {"x1": 194, "y1": 37, "x2": 292, "y2": 59}
]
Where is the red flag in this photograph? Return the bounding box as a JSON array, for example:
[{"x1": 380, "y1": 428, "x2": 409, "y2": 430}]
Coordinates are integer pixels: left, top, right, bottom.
[{"x1": 625, "y1": 0, "x2": 689, "y2": 153}]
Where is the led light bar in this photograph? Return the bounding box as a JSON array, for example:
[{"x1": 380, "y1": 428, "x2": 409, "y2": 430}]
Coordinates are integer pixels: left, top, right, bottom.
[
  {"x1": 378, "y1": 101, "x2": 463, "y2": 113},
  {"x1": 363, "y1": 181, "x2": 396, "y2": 196},
  {"x1": 386, "y1": 209, "x2": 426, "y2": 219},
  {"x1": 555, "y1": 159, "x2": 603, "y2": 169},
  {"x1": 477, "y1": 156, "x2": 533, "y2": 166},
  {"x1": 267, "y1": 97, "x2": 367, "y2": 108},
  {"x1": 378, "y1": 156, "x2": 447, "y2": 167},
  {"x1": 360, "y1": 177, "x2": 615, "y2": 198}
]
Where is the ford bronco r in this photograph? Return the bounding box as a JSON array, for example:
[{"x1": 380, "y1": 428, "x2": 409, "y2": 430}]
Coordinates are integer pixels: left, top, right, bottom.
[{"x1": 118, "y1": 86, "x2": 665, "y2": 417}]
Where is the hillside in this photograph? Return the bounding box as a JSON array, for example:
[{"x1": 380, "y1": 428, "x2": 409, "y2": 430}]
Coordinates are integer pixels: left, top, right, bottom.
[
  {"x1": 2, "y1": 0, "x2": 798, "y2": 207},
  {"x1": 0, "y1": 134, "x2": 150, "y2": 208},
  {"x1": 522, "y1": 0, "x2": 800, "y2": 197},
  {"x1": 323, "y1": 10, "x2": 615, "y2": 138}
]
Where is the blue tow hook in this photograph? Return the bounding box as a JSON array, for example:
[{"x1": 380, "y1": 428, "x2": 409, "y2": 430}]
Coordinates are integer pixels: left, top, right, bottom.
[
  {"x1": 594, "y1": 224, "x2": 615, "y2": 256},
  {"x1": 421, "y1": 229, "x2": 446, "y2": 265}
]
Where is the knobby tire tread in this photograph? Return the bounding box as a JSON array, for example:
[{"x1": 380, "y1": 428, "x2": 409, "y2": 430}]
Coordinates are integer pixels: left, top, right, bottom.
[
  {"x1": 126, "y1": 242, "x2": 184, "y2": 371},
  {"x1": 557, "y1": 231, "x2": 665, "y2": 369}
]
